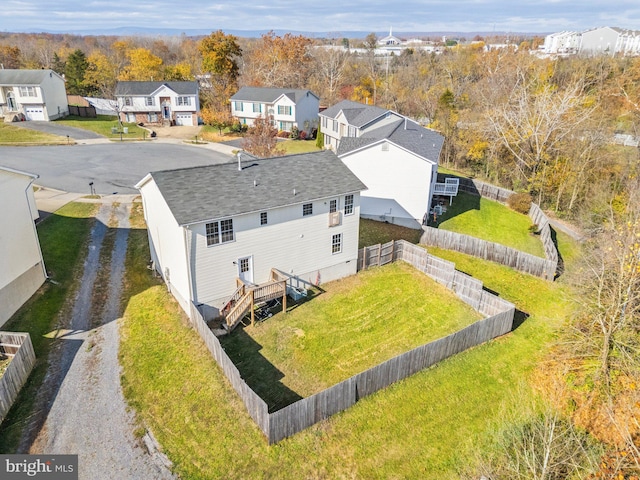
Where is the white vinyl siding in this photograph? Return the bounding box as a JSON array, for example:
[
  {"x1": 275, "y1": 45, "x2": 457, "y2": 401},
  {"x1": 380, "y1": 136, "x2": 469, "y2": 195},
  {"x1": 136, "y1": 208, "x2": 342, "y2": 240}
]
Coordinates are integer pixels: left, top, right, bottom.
[{"x1": 189, "y1": 194, "x2": 361, "y2": 306}]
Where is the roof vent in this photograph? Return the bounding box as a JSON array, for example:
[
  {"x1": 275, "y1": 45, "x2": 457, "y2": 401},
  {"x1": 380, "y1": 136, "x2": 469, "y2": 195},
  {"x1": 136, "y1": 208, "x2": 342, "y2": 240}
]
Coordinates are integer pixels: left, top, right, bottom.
[
  {"x1": 293, "y1": 188, "x2": 297, "y2": 196},
  {"x1": 237, "y1": 152, "x2": 242, "y2": 171},
  {"x1": 254, "y1": 179, "x2": 257, "y2": 187}
]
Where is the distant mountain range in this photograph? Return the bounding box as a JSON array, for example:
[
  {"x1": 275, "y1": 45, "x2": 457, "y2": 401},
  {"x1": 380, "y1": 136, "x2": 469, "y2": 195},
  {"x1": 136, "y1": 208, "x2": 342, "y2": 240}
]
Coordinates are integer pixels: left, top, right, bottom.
[{"x1": 7, "y1": 26, "x2": 544, "y2": 39}]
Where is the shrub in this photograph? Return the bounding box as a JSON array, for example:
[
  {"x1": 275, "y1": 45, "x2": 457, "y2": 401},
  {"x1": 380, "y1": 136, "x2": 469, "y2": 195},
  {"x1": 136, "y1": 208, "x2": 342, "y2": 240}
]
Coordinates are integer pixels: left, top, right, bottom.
[
  {"x1": 289, "y1": 126, "x2": 300, "y2": 139},
  {"x1": 298, "y1": 130, "x2": 307, "y2": 140},
  {"x1": 528, "y1": 224, "x2": 539, "y2": 234},
  {"x1": 507, "y1": 192, "x2": 532, "y2": 214},
  {"x1": 277, "y1": 130, "x2": 289, "y2": 138}
]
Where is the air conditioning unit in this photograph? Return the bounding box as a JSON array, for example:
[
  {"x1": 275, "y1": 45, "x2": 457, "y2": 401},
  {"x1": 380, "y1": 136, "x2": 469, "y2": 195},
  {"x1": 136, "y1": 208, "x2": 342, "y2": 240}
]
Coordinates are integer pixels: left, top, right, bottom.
[{"x1": 328, "y1": 211, "x2": 341, "y2": 227}]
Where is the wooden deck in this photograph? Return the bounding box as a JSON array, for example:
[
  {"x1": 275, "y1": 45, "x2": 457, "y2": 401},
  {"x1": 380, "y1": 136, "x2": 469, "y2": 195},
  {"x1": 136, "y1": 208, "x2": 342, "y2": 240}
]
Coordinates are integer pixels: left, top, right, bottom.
[{"x1": 221, "y1": 269, "x2": 287, "y2": 332}]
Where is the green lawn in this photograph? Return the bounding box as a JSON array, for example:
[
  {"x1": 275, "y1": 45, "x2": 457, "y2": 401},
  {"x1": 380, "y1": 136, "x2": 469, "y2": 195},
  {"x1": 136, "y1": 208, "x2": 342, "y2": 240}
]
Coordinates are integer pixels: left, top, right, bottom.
[
  {"x1": 55, "y1": 115, "x2": 147, "y2": 139},
  {"x1": 119, "y1": 203, "x2": 580, "y2": 479},
  {"x1": 220, "y1": 261, "x2": 482, "y2": 410},
  {"x1": 277, "y1": 139, "x2": 321, "y2": 155},
  {"x1": 359, "y1": 218, "x2": 422, "y2": 248},
  {"x1": 434, "y1": 192, "x2": 546, "y2": 257},
  {"x1": 0, "y1": 203, "x2": 97, "y2": 452},
  {"x1": 0, "y1": 123, "x2": 67, "y2": 145}
]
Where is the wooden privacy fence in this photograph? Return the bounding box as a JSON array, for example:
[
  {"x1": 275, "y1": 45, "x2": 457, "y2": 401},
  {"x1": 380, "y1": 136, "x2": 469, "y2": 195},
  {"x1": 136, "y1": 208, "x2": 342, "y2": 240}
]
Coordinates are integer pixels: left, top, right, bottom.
[
  {"x1": 0, "y1": 332, "x2": 36, "y2": 424},
  {"x1": 427, "y1": 175, "x2": 559, "y2": 280},
  {"x1": 68, "y1": 105, "x2": 97, "y2": 117},
  {"x1": 188, "y1": 239, "x2": 515, "y2": 444}
]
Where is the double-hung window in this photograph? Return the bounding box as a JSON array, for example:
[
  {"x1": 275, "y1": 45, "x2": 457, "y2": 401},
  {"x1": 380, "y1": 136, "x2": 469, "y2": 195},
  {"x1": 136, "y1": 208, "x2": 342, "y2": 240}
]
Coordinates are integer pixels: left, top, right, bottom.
[
  {"x1": 277, "y1": 105, "x2": 292, "y2": 115},
  {"x1": 145, "y1": 96, "x2": 155, "y2": 106},
  {"x1": 302, "y1": 203, "x2": 313, "y2": 216},
  {"x1": 252, "y1": 103, "x2": 262, "y2": 113},
  {"x1": 344, "y1": 194, "x2": 354, "y2": 215},
  {"x1": 18, "y1": 86, "x2": 36, "y2": 97},
  {"x1": 329, "y1": 199, "x2": 337, "y2": 213},
  {"x1": 123, "y1": 97, "x2": 132, "y2": 107},
  {"x1": 206, "y1": 219, "x2": 234, "y2": 246},
  {"x1": 234, "y1": 101, "x2": 243, "y2": 111},
  {"x1": 332, "y1": 233, "x2": 342, "y2": 254},
  {"x1": 176, "y1": 96, "x2": 191, "y2": 106},
  {"x1": 260, "y1": 211, "x2": 268, "y2": 225}
]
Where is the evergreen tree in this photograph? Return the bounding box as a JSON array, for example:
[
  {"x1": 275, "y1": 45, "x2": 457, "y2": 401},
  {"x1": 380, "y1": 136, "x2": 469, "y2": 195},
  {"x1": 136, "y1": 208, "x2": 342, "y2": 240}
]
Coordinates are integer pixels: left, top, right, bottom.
[{"x1": 65, "y1": 49, "x2": 89, "y2": 95}]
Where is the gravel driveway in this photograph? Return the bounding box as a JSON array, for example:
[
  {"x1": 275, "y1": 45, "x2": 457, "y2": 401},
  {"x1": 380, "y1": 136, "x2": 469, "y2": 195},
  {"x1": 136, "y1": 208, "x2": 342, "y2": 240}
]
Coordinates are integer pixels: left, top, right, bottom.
[{"x1": 27, "y1": 201, "x2": 174, "y2": 480}]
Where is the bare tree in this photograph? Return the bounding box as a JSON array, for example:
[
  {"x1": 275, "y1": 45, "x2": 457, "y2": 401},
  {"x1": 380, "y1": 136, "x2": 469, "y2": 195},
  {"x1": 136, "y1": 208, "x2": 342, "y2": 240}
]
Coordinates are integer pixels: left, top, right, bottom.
[{"x1": 241, "y1": 114, "x2": 283, "y2": 158}]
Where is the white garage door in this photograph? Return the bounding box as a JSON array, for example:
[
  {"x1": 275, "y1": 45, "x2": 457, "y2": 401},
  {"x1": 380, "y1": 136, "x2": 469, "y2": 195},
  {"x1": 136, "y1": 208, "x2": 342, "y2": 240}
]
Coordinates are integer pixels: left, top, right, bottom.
[
  {"x1": 25, "y1": 106, "x2": 46, "y2": 121},
  {"x1": 175, "y1": 113, "x2": 193, "y2": 126}
]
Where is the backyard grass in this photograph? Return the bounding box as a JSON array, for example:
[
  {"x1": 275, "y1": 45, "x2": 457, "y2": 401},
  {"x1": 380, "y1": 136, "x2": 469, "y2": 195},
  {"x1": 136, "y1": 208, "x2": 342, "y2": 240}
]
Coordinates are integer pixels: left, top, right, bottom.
[
  {"x1": 434, "y1": 191, "x2": 546, "y2": 257},
  {"x1": 0, "y1": 122, "x2": 67, "y2": 145},
  {"x1": 0, "y1": 202, "x2": 97, "y2": 452},
  {"x1": 118, "y1": 202, "x2": 579, "y2": 479},
  {"x1": 56, "y1": 115, "x2": 147, "y2": 139},
  {"x1": 359, "y1": 217, "x2": 422, "y2": 248},
  {"x1": 220, "y1": 261, "x2": 483, "y2": 410}
]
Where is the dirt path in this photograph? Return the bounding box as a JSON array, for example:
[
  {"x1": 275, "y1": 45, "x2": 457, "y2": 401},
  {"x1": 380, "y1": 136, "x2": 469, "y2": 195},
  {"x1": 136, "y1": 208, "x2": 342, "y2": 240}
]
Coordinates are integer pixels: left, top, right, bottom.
[{"x1": 29, "y1": 202, "x2": 174, "y2": 479}]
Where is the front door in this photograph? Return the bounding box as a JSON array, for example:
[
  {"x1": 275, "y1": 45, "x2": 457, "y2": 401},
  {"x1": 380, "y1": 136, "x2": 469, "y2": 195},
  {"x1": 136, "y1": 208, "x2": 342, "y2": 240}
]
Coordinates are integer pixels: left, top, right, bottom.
[{"x1": 237, "y1": 256, "x2": 253, "y2": 284}]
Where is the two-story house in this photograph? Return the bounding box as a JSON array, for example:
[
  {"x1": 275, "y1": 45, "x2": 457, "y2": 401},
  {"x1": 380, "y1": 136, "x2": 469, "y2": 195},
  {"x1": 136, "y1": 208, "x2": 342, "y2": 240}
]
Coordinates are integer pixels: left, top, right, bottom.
[
  {"x1": 230, "y1": 87, "x2": 319, "y2": 134},
  {"x1": 136, "y1": 150, "x2": 366, "y2": 320},
  {"x1": 319, "y1": 99, "x2": 408, "y2": 151},
  {"x1": 0, "y1": 166, "x2": 47, "y2": 328},
  {"x1": 115, "y1": 81, "x2": 200, "y2": 126},
  {"x1": 321, "y1": 100, "x2": 444, "y2": 229},
  {"x1": 0, "y1": 69, "x2": 68, "y2": 121}
]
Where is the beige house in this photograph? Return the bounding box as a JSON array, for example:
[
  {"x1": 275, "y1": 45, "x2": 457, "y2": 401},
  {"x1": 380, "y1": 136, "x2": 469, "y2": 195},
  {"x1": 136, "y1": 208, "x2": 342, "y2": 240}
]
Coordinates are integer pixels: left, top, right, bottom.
[{"x1": 0, "y1": 167, "x2": 47, "y2": 327}]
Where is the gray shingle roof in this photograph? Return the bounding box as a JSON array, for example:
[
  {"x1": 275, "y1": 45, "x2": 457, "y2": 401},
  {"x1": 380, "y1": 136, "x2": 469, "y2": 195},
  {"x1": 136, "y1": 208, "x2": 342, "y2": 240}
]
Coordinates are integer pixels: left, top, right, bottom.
[
  {"x1": 115, "y1": 81, "x2": 198, "y2": 96},
  {"x1": 230, "y1": 86, "x2": 318, "y2": 103},
  {"x1": 144, "y1": 150, "x2": 367, "y2": 226},
  {"x1": 338, "y1": 118, "x2": 444, "y2": 163},
  {"x1": 320, "y1": 100, "x2": 389, "y2": 128},
  {"x1": 0, "y1": 69, "x2": 56, "y2": 85}
]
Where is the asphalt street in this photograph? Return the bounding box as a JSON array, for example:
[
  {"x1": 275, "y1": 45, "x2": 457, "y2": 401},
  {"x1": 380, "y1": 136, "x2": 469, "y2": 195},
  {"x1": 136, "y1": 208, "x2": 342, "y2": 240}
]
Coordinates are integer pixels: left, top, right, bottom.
[{"x1": 0, "y1": 142, "x2": 234, "y2": 194}]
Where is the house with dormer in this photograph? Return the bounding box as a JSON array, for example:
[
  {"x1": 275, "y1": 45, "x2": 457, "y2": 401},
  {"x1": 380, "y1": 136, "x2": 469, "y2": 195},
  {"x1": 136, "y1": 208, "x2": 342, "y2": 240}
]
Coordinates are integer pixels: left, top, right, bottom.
[
  {"x1": 115, "y1": 81, "x2": 199, "y2": 126},
  {"x1": 320, "y1": 100, "x2": 444, "y2": 229},
  {"x1": 230, "y1": 87, "x2": 319, "y2": 134},
  {"x1": 0, "y1": 69, "x2": 68, "y2": 121},
  {"x1": 136, "y1": 150, "x2": 366, "y2": 320}
]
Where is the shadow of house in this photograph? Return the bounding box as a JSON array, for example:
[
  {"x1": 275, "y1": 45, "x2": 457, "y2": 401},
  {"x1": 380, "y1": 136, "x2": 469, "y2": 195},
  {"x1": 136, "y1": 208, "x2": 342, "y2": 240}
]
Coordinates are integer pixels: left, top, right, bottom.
[{"x1": 220, "y1": 326, "x2": 303, "y2": 412}]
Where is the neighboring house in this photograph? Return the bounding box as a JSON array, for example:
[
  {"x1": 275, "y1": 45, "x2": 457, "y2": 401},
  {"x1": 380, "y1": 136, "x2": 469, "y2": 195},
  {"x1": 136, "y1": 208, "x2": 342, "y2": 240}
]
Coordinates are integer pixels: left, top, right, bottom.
[
  {"x1": 0, "y1": 69, "x2": 68, "y2": 121},
  {"x1": 115, "y1": 81, "x2": 200, "y2": 126},
  {"x1": 540, "y1": 27, "x2": 640, "y2": 57},
  {"x1": 136, "y1": 150, "x2": 366, "y2": 320},
  {"x1": 336, "y1": 114, "x2": 444, "y2": 229},
  {"x1": 319, "y1": 99, "x2": 401, "y2": 151},
  {"x1": 580, "y1": 26, "x2": 640, "y2": 56},
  {"x1": 230, "y1": 87, "x2": 319, "y2": 133},
  {"x1": 0, "y1": 166, "x2": 47, "y2": 328}
]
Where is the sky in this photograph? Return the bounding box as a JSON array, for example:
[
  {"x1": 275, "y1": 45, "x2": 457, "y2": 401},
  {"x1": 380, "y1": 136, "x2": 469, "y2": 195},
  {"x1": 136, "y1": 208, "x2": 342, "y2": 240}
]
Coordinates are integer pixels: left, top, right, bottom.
[{"x1": 1, "y1": 0, "x2": 640, "y2": 35}]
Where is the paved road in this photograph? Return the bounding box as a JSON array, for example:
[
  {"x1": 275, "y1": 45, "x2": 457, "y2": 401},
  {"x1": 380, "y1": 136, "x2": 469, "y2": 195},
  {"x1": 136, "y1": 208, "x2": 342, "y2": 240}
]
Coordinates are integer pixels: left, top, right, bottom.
[
  {"x1": 0, "y1": 143, "x2": 233, "y2": 194},
  {"x1": 11, "y1": 121, "x2": 104, "y2": 140}
]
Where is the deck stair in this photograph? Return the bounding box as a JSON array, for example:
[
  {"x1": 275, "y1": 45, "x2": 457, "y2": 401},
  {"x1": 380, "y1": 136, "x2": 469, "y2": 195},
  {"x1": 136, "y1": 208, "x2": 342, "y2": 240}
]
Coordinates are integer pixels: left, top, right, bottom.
[{"x1": 220, "y1": 269, "x2": 287, "y2": 332}]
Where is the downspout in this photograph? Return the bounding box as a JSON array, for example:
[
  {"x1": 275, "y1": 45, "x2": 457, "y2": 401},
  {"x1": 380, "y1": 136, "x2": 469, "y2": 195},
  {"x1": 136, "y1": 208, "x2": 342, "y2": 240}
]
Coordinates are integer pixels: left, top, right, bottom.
[
  {"x1": 183, "y1": 225, "x2": 195, "y2": 317},
  {"x1": 25, "y1": 178, "x2": 48, "y2": 280}
]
